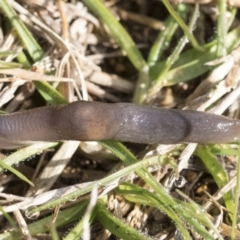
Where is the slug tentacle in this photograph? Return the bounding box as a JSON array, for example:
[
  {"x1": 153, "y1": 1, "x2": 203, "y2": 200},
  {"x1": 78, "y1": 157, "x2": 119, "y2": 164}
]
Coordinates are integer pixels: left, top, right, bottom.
[{"x1": 0, "y1": 101, "x2": 240, "y2": 149}]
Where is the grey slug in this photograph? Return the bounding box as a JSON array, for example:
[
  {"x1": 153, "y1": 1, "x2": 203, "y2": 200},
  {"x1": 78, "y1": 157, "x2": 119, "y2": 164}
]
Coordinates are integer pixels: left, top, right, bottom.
[{"x1": 0, "y1": 101, "x2": 240, "y2": 148}]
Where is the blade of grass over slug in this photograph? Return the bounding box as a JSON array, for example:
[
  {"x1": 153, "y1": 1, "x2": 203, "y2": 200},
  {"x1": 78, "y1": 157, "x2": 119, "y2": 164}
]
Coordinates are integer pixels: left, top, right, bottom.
[
  {"x1": 96, "y1": 200, "x2": 154, "y2": 240},
  {"x1": 150, "y1": 25, "x2": 240, "y2": 86},
  {"x1": 82, "y1": 0, "x2": 147, "y2": 72},
  {"x1": 147, "y1": 4, "x2": 188, "y2": 67},
  {"x1": 162, "y1": 0, "x2": 205, "y2": 52},
  {"x1": 216, "y1": 0, "x2": 227, "y2": 57},
  {"x1": 231, "y1": 146, "x2": 240, "y2": 240},
  {"x1": 0, "y1": 0, "x2": 43, "y2": 61},
  {"x1": 0, "y1": 160, "x2": 34, "y2": 186},
  {"x1": 195, "y1": 146, "x2": 234, "y2": 219}
]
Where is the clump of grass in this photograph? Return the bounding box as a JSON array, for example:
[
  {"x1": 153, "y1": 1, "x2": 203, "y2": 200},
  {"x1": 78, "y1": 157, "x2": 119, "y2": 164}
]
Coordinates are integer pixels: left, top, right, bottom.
[{"x1": 0, "y1": 0, "x2": 240, "y2": 239}]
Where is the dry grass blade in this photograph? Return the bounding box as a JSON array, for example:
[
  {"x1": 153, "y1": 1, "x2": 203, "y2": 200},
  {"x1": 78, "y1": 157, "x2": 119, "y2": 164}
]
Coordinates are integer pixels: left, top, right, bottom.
[{"x1": 26, "y1": 141, "x2": 80, "y2": 196}]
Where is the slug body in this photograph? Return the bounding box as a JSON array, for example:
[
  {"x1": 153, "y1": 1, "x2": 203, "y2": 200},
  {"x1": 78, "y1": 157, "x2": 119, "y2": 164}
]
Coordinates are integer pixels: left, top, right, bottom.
[{"x1": 0, "y1": 101, "x2": 240, "y2": 148}]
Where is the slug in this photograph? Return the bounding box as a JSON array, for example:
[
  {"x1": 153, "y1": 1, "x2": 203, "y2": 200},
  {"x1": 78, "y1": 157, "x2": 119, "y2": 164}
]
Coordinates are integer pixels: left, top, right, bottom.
[{"x1": 0, "y1": 101, "x2": 240, "y2": 148}]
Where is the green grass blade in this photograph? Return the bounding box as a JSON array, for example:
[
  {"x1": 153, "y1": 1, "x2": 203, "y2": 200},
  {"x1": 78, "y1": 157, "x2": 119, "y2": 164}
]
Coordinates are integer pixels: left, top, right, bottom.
[
  {"x1": 147, "y1": 4, "x2": 188, "y2": 67},
  {"x1": 0, "y1": 1, "x2": 68, "y2": 105},
  {"x1": 132, "y1": 66, "x2": 150, "y2": 104},
  {"x1": 82, "y1": 0, "x2": 150, "y2": 104},
  {"x1": 0, "y1": 206, "x2": 17, "y2": 229},
  {"x1": 216, "y1": 0, "x2": 227, "y2": 56},
  {"x1": 162, "y1": 0, "x2": 205, "y2": 52},
  {"x1": 117, "y1": 182, "x2": 163, "y2": 206},
  {"x1": 63, "y1": 208, "x2": 96, "y2": 240},
  {"x1": 0, "y1": 201, "x2": 88, "y2": 240},
  {"x1": 231, "y1": 146, "x2": 240, "y2": 240},
  {"x1": 0, "y1": 51, "x2": 20, "y2": 58},
  {"x1": 150, "y1": 25, "x2": 240, "y2": 86},
  {"x1": 147, "y1": 4, "x2": 199, "y2": 98},
  {"x1": 82, "y1": 0, "x2": 147, "y2": 71},
  {"x1": 96, "y1": 200, "x2": 154, "y2": 240},
  {"x1": 13, "y1": 58, "x2": 68, "y2": 105},
  {"x1": 0, "y1": 160, "x2": 34, "y2": 186},
  {"x1": 176, "y1": 190, "x2": 224, "y2": 240},
  {"x1": 0, "y1": 0, "x2": 43, "y2": 61},
  {"x1": 118, "y1": 183, "x2": 215, "y2": 240},
  {"x1": 0, "y1": 61, "x2": 22, "y2": 68},
  {"x1": 50, "y1": 225, "x2": 59, "y2": 240},
  {"x1": 0, "y1": 142, "x2": 59, "y2": 172},
  {"x1": 34, "y1": 81, "x2": 68, "y2": 105},
  {"x1": 100, "y1": 140, "x2": 137, "y2": 164},
  {"x1": 211, "y1": 145, "x2": 240, "y2": 156},
  {"x1": 195, "y1": 146, "x2": 234, "y2": 218}
]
